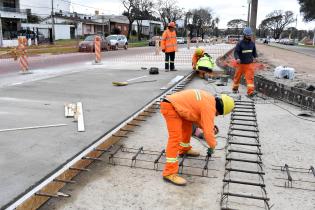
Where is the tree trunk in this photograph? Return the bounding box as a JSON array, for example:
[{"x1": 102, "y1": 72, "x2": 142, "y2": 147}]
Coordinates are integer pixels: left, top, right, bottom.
[
  {"x1": 137, "y1": 20, "x2": 142, "y2": 41},
  {"x1": 127, "y1": 21, "x2": 133, "y2": 39}
]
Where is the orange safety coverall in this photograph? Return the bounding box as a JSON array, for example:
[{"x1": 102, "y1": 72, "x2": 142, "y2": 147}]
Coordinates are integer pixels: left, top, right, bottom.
[
  {"x1": 191, "y1": 52, "x2": 204, "y2": 70},
  {"x1": 160, "y1": 89, "x2": 217, "y2": 176},
  {"x1": 233, "y1": 63, "x2": 255, "y2": 95},
  {"x1": 160, "y1": 29, "x2": 177, "y2": 53}
]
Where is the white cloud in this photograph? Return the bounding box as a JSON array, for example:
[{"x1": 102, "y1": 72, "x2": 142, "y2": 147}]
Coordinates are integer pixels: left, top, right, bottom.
[{"x1": 71, "y1": 0, "x2": 314, "y2": 30}]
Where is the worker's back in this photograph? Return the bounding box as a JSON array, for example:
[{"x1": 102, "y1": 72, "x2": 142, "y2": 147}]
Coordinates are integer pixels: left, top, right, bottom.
[{"x1": 166, "y1": 89, "x2": 216, "y2": 122}]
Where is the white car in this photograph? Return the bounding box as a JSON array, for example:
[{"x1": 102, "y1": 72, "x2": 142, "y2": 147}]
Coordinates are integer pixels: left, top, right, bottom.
[
  {"x1": 106, "y1": 35, "x2": 128, "y2": 50},
  {"x1": 177, "y1": 37, "x2": 185, "y2": 44}
]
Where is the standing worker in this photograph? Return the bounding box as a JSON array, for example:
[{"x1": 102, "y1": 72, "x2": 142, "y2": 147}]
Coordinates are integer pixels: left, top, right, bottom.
[
  {"x1": 161, "y1": 22, "x2": 177, "y2": 72},
  {"x1": 160, "y1": 89, "x2": 234, "y2": 186},
  {"x1": 232, "y1": 27, "x2": 258, "y2": 97}
]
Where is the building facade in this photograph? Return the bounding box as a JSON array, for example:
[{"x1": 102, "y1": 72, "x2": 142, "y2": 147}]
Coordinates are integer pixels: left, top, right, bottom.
[{"x1": 0, "y1": 0, "x2": 27, "y2": 46}]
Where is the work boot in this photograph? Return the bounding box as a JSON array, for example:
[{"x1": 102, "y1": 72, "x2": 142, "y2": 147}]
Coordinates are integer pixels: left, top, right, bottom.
[
  {"x1": 163, "y1": 174, "x2": 187, "y2": 186},
  {"x1": 170, "y1": 69, "x2": 178, "y2": 71},
  {"x1": 232, "y1": 89, "x2": 239, "y2": 94},
  {"x1": 180, "y1": 149, "x2": 200, "y2": 157},
  {"x1": 247, "y1": 92, "x2": 257, "y2": 98}
]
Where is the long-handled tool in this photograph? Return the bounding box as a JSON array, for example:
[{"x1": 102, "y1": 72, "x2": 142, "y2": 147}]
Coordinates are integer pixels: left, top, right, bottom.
[{"x1": 112, "y1": 76, "x2": 156, "y2": 86}]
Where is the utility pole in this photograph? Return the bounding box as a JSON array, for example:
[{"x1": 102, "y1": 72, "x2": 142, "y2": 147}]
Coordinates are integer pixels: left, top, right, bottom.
[
  {"x1": 313, "y1": 28, "x2": 315, "y2": 46},
  {"x1": 247, "y1": 2, "x2": 251, "y2": 27},
  {"x1": 250, "y1": 0, "x2": 258, "y2": 35},
  {"x1": 102, "y1": 16, "x2": 105, "y2": 36},
  {"x1": 0, "y1": 14, "x2": 3, "y2": 47},
  {"x1": 51, "y1": 0, "x2": 55, "y2": 44}
]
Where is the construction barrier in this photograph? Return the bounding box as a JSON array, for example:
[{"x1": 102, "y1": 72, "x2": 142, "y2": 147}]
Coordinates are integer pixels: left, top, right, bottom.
[
  {"x1": 94, "y1": 35, "x2": 101, "y2": 63},
  {"x1": 155, "y1": 40, "x2": 160, "y2": 55},
  {"x1": 17, "y1": 37, "x2": 29, "y2": 73}
]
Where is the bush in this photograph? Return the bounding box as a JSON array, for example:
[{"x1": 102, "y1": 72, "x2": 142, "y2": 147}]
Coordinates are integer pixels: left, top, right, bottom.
[
  {"x1": 111, "y1": 28, "x2": 121, "y2": 35},
  {"x1": 131, "y1": 30, "x2": 137, "y2": 36}
]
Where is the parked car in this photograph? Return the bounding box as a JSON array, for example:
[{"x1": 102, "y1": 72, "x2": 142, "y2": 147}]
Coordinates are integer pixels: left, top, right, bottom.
[
  {"x1": 177, "y1": 37, "x2": 185, "y2": 44},
  {"x1": 190, "y1": 37, "x2": 203, "y2": 43},
  {"x1": 106, "y1": 35, "x2": 128, "y2": 50},
  {"x1": 78, "y1": 35, "x2": 109, "y2": 52},
  {"x1": 148, "y1": 36, "x2": 160, "y2": 46}
]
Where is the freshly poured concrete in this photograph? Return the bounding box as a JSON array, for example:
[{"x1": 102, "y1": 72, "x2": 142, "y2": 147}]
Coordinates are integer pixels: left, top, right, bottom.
[{"x1": 0, "y1": 67, "x2": 191, "y2": 207}]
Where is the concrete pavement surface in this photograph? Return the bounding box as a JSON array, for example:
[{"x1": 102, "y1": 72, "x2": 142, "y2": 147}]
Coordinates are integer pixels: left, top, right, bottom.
[
  {"x1": 0, "y1": 44, "x2": 234, "y2": 208},
  {"x1": 41, "y1": 78, "x2": 315, "y2": 210}
]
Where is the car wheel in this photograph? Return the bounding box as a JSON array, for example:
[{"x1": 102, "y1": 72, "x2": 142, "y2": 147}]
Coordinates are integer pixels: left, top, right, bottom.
[
  {"x1": 115, "y1": 44, "x2": 118, "y2": 50},
  {"x1": 124, "y1": 44, "x2": 128, "y2": 50}
]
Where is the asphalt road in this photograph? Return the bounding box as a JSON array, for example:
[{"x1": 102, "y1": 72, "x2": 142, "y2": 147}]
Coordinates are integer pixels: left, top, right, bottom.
[
  {"x1": 0, "y1": 47, "x2": 156, "y2": 75},
  {"x1": 269, "y1": 43, "x2": 315, "y2": 57}
]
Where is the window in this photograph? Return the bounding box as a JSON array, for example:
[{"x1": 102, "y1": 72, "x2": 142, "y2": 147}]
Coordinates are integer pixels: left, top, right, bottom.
[{"x1": 3, "y1": 0, "x2": 16, "y2": 8}]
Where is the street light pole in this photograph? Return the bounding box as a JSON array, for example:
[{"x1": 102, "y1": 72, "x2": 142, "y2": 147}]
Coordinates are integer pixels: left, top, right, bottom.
[
  {"x1": 51, "y1": 0, "x2": 55, "y2": 44},
  {"x1": 0, "y1": 14, "x2": 3, "y2": 47},
  {"x1": 247, "y1": 3, "x2": 251, "y2": 27}
]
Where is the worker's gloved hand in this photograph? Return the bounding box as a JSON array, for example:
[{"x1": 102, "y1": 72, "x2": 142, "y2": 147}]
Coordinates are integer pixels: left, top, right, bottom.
[
  {"x1": 207, "y1": 148, "x2": 214, "y2": 156},
  {"x1": 236, "y1": 59, "x2": 241, "y2": 64},
  {"x1": 214, "y1": 125, "x2": 219, "y2": 135}
]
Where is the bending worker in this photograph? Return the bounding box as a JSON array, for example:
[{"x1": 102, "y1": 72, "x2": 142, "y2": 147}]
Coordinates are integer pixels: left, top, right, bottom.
[
  {"x1": 160, "y1": 89, "x2": 235, "y2": 186},
  {"x1": 192, "y1": 47, "x2": 215, "y2": 78},
  {"x1": 233, "y1": 27, "x2": 258, "y2": 97},
  {"x1": 161, "y1": 22, "x2": 177, "y2": 71}
]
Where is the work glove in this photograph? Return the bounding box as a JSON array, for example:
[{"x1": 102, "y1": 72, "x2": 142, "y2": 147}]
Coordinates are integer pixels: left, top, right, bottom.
[{"x1": 207, "y1": 148, "x2": 214, "y2": 156}]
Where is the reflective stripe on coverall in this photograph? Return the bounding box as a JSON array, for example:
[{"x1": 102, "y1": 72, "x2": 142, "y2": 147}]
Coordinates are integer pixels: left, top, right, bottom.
[
  {"x1": 160, "y1": 89, "x2": 217, "y2": 176},
  {"x1": 160, "y1": 29, "x2": 177, "y2": 53}
]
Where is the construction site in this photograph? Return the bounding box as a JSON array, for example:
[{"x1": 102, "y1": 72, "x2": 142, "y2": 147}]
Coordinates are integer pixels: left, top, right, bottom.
[{"x1": 1, "y1": 0, "x2": 315, "y2": 210}]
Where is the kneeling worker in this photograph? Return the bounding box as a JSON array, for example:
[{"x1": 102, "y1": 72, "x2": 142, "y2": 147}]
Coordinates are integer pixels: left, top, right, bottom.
[
  {"x1": 192, "y1": 47, "x2": 215, "y2": 78},
  {"x1": 160, "y1": 89, "x2": 234, "y2": 185}
]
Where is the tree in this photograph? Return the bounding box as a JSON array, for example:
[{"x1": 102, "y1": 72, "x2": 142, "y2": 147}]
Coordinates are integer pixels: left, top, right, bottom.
[
  {"x1": 134, "y1": 0, "x2": 154, "y2": 41},
  {"x1": 298, "y1": 0, "x2": 315, "y2": 22},
  {"x1": 122, "y1": 0, "x2": 137, "y2": 39},
  {"x1": 227, "y1": 19, "x2": 247, "y2": 29},
  {"x1": 260, "y1": 10, "x2": 295, "y2": 39},
  {"x1": 155, "y1": 0, "x2": 184, "y2": 28},
  {"x1": 185, "y1": 8, "x2": 215, "y2": 38},
  {"x1": 227, "y1": 19, "x2": 246, "y2": 35}
]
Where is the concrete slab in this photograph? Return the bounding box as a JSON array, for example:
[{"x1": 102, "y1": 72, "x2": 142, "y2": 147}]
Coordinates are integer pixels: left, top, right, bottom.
[
  {"x1": 0, "y1": 67, "x2": 191, "y2": 207},
  {"x1": 42, "y1": 78, "x2": 315, "y2": 210}
]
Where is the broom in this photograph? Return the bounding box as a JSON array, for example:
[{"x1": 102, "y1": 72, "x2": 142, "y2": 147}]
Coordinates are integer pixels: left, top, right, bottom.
[{"x1": 112, "y1": 76, "x2": 156, "y2": 86}]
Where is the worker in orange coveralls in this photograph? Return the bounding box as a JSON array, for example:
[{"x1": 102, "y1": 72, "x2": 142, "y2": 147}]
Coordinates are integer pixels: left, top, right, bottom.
[
  {"x1": 233, "y1": 27, "x2": 258, "y2": 97},
  {"x1": 192, "y1": 47, "x2": 215, "y2": 79},
  {"x1": 161, "y1": 22, "x2": 177, "y2": 71},
  {"x1": 160, "y1": 89, "x2": 235, "y2": 186}
]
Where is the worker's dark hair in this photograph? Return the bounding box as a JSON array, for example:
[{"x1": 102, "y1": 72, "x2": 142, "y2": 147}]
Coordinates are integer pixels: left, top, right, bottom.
[{"x1": 215, "y1": 97, "x2": 224, "y2": 115}]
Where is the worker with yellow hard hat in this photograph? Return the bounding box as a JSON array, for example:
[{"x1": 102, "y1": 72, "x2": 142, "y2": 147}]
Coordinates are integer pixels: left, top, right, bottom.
[
  {"x1": 192, "y1": 47, "x2": 216, "y2": 79},
  {"x1": 160, "y1": 89, "x2": 234, "y2": 186}
]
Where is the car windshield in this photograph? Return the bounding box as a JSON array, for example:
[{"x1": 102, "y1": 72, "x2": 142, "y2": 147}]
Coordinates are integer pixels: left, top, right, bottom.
[
  {"x1": 107, "y1": 36, "x2": 118, "y2": 40},
  {"x1": 84, "y1": 36, "x2": 95, "y2": 41}
]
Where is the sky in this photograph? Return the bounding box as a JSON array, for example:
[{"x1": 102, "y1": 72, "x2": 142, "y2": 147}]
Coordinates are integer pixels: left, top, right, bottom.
[{"x1": 69, "y1": 0, "x2": 315, "y2": 30}]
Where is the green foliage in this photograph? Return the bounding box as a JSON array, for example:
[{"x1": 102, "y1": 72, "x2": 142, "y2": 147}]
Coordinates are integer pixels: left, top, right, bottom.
[{"x1": 298, "y1": 0, "x2": 315, "y2": 21}]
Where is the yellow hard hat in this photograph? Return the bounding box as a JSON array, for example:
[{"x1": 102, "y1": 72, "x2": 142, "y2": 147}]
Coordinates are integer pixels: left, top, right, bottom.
[
  {"x1": 195, "y1": 48, "x2": 204, "y2": 56},
  {"x1": 221, "y1": 94, "x2": 235, "y2": 115}
]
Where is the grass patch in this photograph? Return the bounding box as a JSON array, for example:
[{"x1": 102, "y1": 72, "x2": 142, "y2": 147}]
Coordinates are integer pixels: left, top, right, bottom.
[{"x1": 129, "y1": 41, "x2": 148, "y2": 48}]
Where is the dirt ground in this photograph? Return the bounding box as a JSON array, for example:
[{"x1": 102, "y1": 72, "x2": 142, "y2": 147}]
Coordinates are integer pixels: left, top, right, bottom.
[{"x1": 256, "y1": 44, "x2": 315, "y2": 86}]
